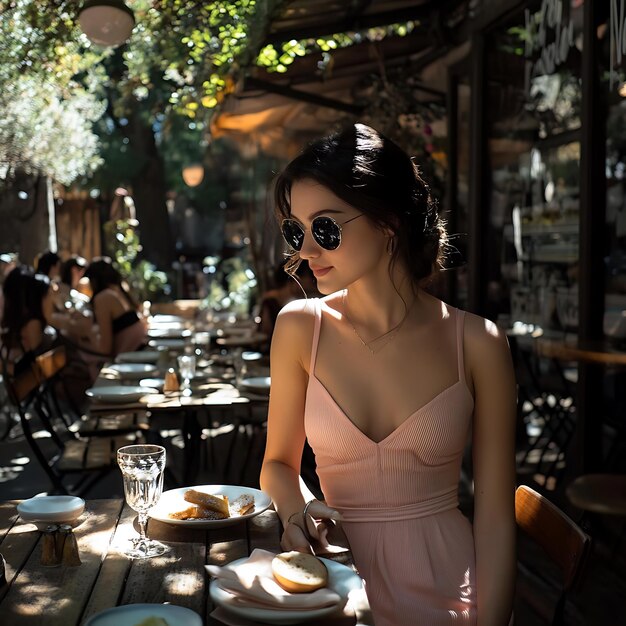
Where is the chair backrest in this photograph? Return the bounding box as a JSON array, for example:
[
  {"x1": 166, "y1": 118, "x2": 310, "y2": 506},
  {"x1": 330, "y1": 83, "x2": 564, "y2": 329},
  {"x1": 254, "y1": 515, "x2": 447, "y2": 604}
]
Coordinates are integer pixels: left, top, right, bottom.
[{"x1": 515, "y1": 484, "x2": 591, "y2": 591}]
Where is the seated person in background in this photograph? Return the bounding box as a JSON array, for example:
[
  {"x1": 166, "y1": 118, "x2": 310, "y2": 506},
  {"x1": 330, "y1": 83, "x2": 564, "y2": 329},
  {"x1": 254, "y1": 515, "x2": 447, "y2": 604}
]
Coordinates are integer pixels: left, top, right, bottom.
[
  {"x1": 0, "y1": 266, "x2": 56, "y2": 374},
  {"x1": 0, "y1": 253, "x2": 18, "y2": 323},
  {"x1": 81, "y1": 257, "x2": 147, "y2": 359},
  {"x1": 58, "y1": 255, "x2": 88, "y2": 307},
  {"x1": 34, "y1": 250, "x2": 61, "y2": 280}
]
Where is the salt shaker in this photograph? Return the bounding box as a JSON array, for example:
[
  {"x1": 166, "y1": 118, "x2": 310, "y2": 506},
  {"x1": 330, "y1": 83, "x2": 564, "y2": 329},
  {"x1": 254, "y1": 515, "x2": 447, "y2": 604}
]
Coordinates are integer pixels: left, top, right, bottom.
[
  {"x1": 41, "y1": 524, "x2": 60, "y2": 566},
  {"x1": 59, "y1": 524, "x2": 81, "y2": 566}
]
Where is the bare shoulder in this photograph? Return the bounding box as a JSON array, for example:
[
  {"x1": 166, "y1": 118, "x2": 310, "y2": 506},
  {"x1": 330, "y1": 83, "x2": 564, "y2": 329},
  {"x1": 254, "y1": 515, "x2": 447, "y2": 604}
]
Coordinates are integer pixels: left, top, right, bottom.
[
  {"x1": 462, "y1": 311, "x2": 514, "y2": 383},
  {"x1": 463, "y1": 311, "x2": 509, "y2": 352},
  {"x1": 272, "y1": 298, "x2": 317, "y2": 368}
]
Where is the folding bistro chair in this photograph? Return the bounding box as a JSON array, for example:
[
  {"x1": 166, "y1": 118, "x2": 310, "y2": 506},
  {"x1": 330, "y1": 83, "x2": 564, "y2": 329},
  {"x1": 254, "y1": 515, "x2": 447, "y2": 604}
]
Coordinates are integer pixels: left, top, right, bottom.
[
  {"x1": 515, "y1": 484, "x2": 591, "y2": 626},
  {"x1": 3, "y1": 346, "x2": 135, "y2": 496}
]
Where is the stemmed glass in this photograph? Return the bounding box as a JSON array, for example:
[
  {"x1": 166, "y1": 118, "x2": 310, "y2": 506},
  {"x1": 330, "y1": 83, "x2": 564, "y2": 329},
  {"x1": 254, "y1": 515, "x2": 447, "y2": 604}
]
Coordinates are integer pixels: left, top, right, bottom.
[
  {"x1": 177, "y1": 354, "x2": 196, "y2": 395},
  {"x1": 116, "y1": 444, "x2": 168, "y2": 559}
]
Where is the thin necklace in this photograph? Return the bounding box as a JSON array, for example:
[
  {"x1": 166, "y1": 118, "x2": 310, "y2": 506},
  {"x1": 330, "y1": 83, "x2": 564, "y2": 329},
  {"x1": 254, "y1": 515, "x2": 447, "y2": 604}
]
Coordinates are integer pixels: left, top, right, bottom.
[{"x1": 342, "y1": 290, "x2": 413, "y2": 356}]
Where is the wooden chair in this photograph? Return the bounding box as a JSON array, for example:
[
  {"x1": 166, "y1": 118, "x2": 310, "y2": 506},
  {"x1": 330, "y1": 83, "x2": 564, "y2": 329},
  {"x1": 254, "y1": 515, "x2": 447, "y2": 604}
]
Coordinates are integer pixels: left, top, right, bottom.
[
  {"x1": 515, "y1": 484, "x2": 591, "y2": 626},
  {"x1": 3, "y1": 346, "x2": 135, "y2": 496}
]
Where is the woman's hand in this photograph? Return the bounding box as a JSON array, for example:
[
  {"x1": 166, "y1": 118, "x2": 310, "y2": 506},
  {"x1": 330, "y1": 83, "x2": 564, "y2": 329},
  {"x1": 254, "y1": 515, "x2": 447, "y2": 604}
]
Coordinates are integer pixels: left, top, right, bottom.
[{"x1": 280, "y1": 500, "x2": 343, "y2": 554}]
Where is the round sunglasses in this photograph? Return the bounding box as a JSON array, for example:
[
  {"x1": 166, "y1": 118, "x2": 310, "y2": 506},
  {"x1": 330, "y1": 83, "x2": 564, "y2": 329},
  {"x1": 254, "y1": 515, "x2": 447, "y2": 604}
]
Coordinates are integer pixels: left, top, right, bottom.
[{"x1": 281, "y1": 214, "x2": 363, "y2": 251}]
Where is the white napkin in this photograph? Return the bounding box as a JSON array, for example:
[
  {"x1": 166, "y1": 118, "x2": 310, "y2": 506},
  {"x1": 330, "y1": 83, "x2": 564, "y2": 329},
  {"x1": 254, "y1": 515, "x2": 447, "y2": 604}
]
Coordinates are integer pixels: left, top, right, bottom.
[{"x1": 207, "y1": 549, "x2": 342, "y2": 610}]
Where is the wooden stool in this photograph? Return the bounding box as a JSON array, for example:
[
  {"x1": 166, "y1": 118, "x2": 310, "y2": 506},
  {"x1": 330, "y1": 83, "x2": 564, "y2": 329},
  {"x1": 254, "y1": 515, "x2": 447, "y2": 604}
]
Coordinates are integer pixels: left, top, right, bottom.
[{"x1": 566, "y1": 474, "x2": 626, "y2": 517}]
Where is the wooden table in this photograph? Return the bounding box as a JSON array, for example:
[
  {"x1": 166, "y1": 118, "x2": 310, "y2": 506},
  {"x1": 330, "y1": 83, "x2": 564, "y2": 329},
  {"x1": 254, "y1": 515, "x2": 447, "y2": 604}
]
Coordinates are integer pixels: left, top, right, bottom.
[
  {"x1": 0, "y1": 499, "x2": 372, "y2": 625},
  {"x1": 535, "y1": 336, "x2": 626, "y2": 473},
  {"x1": 89, "y1": 380, "x2": 268, "y2": 485}
]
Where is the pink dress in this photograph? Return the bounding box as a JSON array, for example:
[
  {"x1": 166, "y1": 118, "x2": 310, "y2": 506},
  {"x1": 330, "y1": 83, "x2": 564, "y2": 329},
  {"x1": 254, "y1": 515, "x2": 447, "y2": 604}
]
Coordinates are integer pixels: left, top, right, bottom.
[{"x1": 305, "y1": 299, "x2": 477, "y2": 626}]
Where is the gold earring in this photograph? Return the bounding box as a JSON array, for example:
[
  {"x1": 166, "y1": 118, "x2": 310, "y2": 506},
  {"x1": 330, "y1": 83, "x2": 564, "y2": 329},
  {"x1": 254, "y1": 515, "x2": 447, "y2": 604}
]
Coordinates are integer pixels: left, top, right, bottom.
[{"x1": 386, "y1": 237, "x2": 396, "y2": 256}]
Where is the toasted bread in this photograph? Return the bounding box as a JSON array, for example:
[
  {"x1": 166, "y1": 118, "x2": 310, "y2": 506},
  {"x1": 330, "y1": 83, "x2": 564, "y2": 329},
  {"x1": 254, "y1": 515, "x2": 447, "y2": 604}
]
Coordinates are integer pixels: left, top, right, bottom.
[
  {"x1": 183, "y1": 489, "x2": 230, "y2": 517},
  {"x1": 230, "y1": 493, "x2": 255, "y2": 516},
  {"x1": 168, "y1": 505, "x2": 227, "y2": 520},
  {"x1": 271, "y1": 551, "x2": 328, "y2": 593}
]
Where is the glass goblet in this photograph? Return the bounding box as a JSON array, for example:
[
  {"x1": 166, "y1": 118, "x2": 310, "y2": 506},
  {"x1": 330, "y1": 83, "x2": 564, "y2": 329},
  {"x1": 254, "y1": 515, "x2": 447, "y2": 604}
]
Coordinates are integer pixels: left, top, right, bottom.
[
  {"x1": 177, "y1": 354, "x2": 196, "y2": 395},
  {"x1": 116, "y1": 444, "x2": 168, "y2": 559}
]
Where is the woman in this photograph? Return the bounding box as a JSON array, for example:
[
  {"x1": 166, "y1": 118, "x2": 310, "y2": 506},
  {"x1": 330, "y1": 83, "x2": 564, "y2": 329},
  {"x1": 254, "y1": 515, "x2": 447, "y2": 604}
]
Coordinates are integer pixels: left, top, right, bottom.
[
  {"x1": 260, "y1": 124, "x2": 516, "y2": 625},
  {"x1": 0, "y1": 266, "x2": 55, "y2": 373},
  {"x1": 34, "y1": 250, "x2": 61, "y2": 280},
  {"x1": 81, "y1": 257, "x2": 147, "y2": 358}
]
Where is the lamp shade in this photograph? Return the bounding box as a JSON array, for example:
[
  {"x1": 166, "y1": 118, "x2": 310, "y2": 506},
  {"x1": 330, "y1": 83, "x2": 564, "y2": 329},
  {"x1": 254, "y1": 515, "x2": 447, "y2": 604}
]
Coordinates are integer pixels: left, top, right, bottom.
[
  {"x1": 78, "y1": 0, "x2": 135, "y2": 47},
  {"x1": 182, "y1": 164, "x2": 204, "y2": 187}
]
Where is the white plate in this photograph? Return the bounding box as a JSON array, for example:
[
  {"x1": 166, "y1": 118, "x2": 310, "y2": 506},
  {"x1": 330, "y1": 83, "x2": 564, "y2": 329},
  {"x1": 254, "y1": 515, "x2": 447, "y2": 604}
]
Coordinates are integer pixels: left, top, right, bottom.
[
  {"x1": 239, "y1": 376, "x2": 271, "y2": 395},
  {"x1": 148, "y1": 327, "x2": 192, "y2": 339},
  {"x1": 116, "y1": 351, "x2": 160, "y2": 364},
  {"x1": 108, "y1": 363, "x2": 158, "y2": 380},
  {"x1": 148, "y1": 338, "x2": 188, "y2": 349},
  {"x1": 210, "y1": 557, "x2": 360, "y2": 625},
  {"x1": 86, "y1": 385, "x2": 158, "y2": 403},
  {"x1": 17, "y1": 495, "x2": 85, "y2": 525},
  {"x1": 152, "y1": 314, "x2": 186, "y2": 324},
  {"x1": 149, "y1": 485, "x2": 271, "y2": 529},
  {"x1": 84, "y1": 603, "x2": 202, "y2": 626},
  {"x1": 216, "y1": 334, "x2": 266, "y2": 347},
  {"x1": 139, "y1": 377, "x2": 165, "y2": 392}
]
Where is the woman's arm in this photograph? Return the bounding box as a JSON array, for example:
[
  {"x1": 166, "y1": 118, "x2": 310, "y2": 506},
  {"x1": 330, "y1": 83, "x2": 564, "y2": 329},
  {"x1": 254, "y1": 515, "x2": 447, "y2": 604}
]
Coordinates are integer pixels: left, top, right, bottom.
[
  {"x1": 20, "y1": 319, "x2": 45, "y2": 353},
  {"x1": 82, "y1": 292, "x2": 115, "y2": 356},
  {"x1": 260, "y1": 300, "x2": 321, "y2": 553},
  {"x1": 466, "y1": 315, "x2": 517, "y2": 626}
]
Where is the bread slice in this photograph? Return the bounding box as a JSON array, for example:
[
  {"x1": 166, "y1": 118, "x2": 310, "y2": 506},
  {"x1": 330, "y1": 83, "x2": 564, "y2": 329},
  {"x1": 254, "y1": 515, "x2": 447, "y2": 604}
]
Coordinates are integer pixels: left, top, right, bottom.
[
  {"x1": 168, "y1": 505, "x2": 227, "y2": 520},
  {"x1": 183, "y1": 489, "x2": 230, "y2": 517},
  {"x1": 230, "y1": 493, "x2": 255, "y2": 516},
  {"x1": 271, "y1": 551, "x2": 328, "y2": 593}
]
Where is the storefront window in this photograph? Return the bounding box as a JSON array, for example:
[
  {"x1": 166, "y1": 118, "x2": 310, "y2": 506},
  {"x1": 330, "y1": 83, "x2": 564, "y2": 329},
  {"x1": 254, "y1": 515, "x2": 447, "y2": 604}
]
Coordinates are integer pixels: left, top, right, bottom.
[
  {"x1": 484, "y1": 0, "x2": 583, "y2": 329},
  {"x1": 602, "y1": 2, "x2": 626, "y2": 346}
]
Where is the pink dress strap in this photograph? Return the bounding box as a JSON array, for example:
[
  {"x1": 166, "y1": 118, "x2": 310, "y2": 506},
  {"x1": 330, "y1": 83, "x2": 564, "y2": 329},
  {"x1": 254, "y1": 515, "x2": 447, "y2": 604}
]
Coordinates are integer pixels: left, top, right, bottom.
[
  {"x1": 456, "y1": 308, "x2": 466, "y2": 384},
  {"x1": 308, "y1": 298, "x2": 323, "y2": 375}
]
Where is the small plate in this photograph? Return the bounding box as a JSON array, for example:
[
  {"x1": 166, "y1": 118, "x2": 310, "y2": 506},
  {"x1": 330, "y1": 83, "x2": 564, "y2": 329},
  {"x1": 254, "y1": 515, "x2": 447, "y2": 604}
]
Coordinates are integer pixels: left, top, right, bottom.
[
  {"x1": 151, "y1": 314, "x2": 186, "y2": 324},
  {"x1": 86, "y1": 386, "x2": 158, "y2": 403},
  {"x1": 210, "y1": 557, "x2": 360, "y2": 625},
  {"x1": 116, "y1": 351, "x2": 160, "y2": 364},
  {"x1": 238, "y1": 376, "x2": 271, "y2": 395},
  {"x1": 139, "y1": 377, "x2": 165, "y2": 392},
  {"x1": 17, "y1": 495, "x2": 85, "y2": 526},
  {"x1": 108, "y1": 363, "x2": 158, "y2": 380},
  {"x1": 84, "y1": 603, "x2": 202, "y2": 626},
  {"x1": 216, "y1": 333, "x2": 266, "y2": 347},
  {"x1": 148, "y1": 338, "x2": 187, "y2": 349},
  {"x1": 149, "y1": 485, "x2": 271, "y2": 529},
  {"x1": 148, "y1": 327, "x2": 192, "y2": 339}
]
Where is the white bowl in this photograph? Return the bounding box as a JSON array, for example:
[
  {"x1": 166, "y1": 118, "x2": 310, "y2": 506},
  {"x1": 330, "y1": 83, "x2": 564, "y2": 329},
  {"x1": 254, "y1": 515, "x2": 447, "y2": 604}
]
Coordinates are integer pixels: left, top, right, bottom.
[{"x1": 17, "y1": 495, "x2": 85, "y2": 527}]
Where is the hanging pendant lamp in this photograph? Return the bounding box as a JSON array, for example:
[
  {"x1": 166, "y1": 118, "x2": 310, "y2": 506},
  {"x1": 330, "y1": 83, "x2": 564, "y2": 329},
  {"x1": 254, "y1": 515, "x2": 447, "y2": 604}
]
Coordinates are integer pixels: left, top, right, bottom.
[{"x1": 78, "y1": 0, "x2": 135, "y2": 47}]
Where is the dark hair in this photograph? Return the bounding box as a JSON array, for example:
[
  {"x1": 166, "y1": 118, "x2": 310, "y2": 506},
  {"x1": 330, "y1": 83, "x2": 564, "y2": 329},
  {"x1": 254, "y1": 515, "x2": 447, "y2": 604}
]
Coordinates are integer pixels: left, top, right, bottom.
[
  {"x1": 1, "y1": 265, "x2": 50, "y2": 348},
  {"x1": 274, "y1": 123, "x2": 446, "y2": 286},
  {"x1": 83, "y1": 257, "x2": 136, "y2": 308},
  {"x1": 60, "y1": 255, "x2": 87, "y2": 286},
  {"x1": 35, "y1": 251, "x2": 61, "y2": 277}
]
